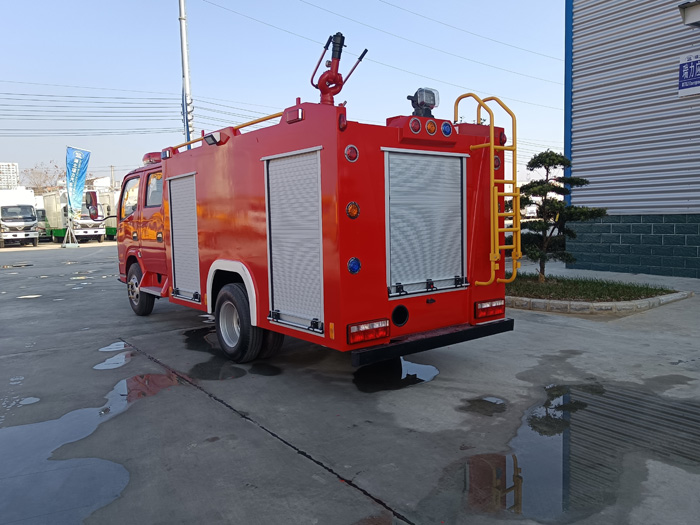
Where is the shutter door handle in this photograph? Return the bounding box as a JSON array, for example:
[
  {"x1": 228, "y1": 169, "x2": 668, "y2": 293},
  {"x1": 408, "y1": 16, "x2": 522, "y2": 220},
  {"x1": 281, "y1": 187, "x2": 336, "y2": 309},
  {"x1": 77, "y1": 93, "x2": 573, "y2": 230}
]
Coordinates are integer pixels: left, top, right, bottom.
[
  {"x1": 157, "y1": 232, "x2": 163, "y2": 242},
  {"x1": 132, "y1": 232, "x2": 138, "y2": 241}
]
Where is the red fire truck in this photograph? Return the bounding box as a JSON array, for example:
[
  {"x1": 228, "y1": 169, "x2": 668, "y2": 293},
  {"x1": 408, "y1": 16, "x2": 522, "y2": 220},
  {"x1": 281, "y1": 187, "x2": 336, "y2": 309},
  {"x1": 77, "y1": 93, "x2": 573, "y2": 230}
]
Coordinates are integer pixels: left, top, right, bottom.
[{"x1": 116, "y1": 33, "x2": 522, "y2": 366}]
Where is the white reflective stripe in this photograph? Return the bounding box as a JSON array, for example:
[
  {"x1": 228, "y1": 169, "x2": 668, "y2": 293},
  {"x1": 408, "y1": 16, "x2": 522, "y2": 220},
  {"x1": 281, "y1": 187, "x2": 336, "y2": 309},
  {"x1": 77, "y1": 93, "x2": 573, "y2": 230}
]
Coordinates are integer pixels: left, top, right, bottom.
[{"x1": 206, "y1": 260, "x2": 258, "y2": 325}]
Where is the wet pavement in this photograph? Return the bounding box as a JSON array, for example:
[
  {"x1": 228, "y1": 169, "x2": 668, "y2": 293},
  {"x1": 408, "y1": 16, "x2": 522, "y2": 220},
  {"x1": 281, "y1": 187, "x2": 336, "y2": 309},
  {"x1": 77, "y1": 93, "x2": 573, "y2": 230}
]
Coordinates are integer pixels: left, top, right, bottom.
[{"x1": 1, "y1": 244, "x2": 699, "y2": 524}]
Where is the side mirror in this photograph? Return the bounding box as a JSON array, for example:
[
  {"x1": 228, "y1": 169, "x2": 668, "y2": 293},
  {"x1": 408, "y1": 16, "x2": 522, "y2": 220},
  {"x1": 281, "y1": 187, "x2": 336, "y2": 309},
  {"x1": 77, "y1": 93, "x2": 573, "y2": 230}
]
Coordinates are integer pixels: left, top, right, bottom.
[{"x1": 89, "y1": 206, "x2": 99, "y2": 220}]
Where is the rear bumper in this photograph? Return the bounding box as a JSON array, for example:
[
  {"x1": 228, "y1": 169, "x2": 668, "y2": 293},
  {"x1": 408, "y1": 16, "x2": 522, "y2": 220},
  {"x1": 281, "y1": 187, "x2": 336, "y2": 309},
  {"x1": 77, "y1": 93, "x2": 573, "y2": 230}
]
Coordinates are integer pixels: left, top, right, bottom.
[{"x1": 350, "y1": 318, "x2": 514, "y2": 367}]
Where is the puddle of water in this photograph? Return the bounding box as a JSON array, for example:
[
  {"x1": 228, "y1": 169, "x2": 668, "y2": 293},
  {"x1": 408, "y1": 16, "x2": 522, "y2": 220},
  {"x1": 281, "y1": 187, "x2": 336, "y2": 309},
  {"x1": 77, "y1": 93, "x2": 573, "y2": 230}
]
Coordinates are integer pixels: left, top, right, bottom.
[
  {"x1": 99, "y1": 342, "x2": 131, "y2": 352},
  {"x1": 16, "y1": 295, "x2": 42, "y2": 299},
  {"x1": 459, "y1": 384, "x2": 700, "y2": 522},
  {"x1": 1, "y1": 263, "x2": 33, "y2": 269},
  {"x1": 183, "y1": 327, "x2": 247, "y2": 381},
  {"x1": 199, "y1": 314, "x2": 215, "y2": 324},
  {"x1": 19, "y1": 397, "x2": 40, "y2": 405},
  {"x1": 10, "y1": 376, "x2": 24, "y2": 386},
  {"x1": 0, "y1": 372, "x2": 179, "y2": 523},
  {"x1": 353, "y1": 358, "x2": 439, "y2": 393},
  {"x1": 249, "y1": 363, "x2": 282, "y2": 376},
  {"x1": 93, "y1": 351, "x2": 133, "y2": 370}
]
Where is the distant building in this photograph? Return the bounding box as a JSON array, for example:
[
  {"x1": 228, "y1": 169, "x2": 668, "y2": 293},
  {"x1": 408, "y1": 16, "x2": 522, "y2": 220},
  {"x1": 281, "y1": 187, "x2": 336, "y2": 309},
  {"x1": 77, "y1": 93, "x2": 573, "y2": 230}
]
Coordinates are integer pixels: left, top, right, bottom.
[
  {"x1": 566, "y1": 0, "x2": 700, "y2": 279},
  {"x1": 0, "y1": 162, "x2": 20, "y2": 189}
]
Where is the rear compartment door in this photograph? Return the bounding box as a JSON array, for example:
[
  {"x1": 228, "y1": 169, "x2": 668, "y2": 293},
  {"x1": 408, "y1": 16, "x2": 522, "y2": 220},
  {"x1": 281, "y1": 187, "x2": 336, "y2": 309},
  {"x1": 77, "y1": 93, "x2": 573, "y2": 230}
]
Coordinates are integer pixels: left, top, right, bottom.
[
  {"x1": 264, "y1": 147, "x2": 324, "y2": 333},
  {"x1": 168, "y1": 172, "x2": 201, "y2": 302},
  {"x1": 384, "y1": 148, "x2": 468, "y2": 297}
]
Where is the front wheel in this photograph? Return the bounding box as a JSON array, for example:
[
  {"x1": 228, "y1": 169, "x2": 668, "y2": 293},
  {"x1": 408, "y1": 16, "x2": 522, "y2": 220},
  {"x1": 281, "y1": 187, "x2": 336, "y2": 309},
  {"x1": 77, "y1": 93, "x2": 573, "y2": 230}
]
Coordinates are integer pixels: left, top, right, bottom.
[
  {"x1": 32, "y1": 238, "x2": 39, "y2": 247},
  {"x1": 98, "y1": 234, "x2": 105, "y2": 243},
  {"x1": 215, "y1": 283, "x2": 263, "y2": 363},
  {"x1": 127, "y1": 263, "x2": 155, "y2": 316}
]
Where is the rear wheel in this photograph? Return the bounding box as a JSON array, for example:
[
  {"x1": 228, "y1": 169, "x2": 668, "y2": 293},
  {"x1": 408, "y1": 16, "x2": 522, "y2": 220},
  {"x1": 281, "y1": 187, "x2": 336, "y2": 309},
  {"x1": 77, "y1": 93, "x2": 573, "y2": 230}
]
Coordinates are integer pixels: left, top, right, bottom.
[
  {"x1": 52, "y1": 234, "x2": 61, "y2": 243},
  {"x1": 0, "y1": 238, "x2": 4, "y2": 249},
  {"x1": 215, "y1": 283, "x2": 262, "y2": 363},
  {"x1": 258, "y1": 330, "x2": 285, "y2": 359},
  {"x1": 127, "y1": 263, "x2": 155, "y2": 316}
]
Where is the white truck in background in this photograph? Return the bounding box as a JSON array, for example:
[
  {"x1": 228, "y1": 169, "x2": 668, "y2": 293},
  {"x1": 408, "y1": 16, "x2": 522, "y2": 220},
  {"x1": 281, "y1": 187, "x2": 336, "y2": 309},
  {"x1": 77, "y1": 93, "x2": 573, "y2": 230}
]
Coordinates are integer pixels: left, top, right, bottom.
[
  {"x1": 42, "y1": 190, "x2": 106, "y2": 243},
  {"x1": 0, "y1": 188, "x2": 39, "y2": 248}
]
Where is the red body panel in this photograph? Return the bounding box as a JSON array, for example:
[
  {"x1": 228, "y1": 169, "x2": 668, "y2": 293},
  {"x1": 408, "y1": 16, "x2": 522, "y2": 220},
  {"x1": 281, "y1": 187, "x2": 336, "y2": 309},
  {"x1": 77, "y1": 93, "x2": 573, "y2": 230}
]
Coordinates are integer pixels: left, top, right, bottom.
[{"x1": 118, "y1": 101, "x2": 507, "y2": 355}]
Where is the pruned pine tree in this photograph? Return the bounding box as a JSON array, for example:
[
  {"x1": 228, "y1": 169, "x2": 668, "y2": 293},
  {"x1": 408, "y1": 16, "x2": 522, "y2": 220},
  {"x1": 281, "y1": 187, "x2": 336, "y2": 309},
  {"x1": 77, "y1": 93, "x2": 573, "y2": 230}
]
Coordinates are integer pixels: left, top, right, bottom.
[{"x1": 518, "y1": 150, "x2": 606, "y2": 282}]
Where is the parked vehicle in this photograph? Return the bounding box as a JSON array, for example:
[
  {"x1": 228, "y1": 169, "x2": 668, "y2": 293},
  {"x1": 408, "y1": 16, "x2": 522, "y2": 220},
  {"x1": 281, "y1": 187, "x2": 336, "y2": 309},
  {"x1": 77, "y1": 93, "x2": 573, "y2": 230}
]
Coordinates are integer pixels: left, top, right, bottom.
[
  {"x1": 117, "y1": 33, "x2": 522, "y2": 365},
  {"x1": 0, "y1": 188, "x2": 39, "y2": 248},
  {"x1": 42, "y1": 190, "x2": 106, "y2": 243}
]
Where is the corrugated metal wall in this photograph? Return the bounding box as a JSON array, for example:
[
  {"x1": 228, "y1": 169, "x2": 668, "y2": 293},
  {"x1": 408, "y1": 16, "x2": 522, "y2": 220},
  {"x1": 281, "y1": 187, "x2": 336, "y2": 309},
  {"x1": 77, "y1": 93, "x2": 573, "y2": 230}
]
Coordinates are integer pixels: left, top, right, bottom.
[{"x1": 571, "y1": 0, "x2": 700, "y2": 214}]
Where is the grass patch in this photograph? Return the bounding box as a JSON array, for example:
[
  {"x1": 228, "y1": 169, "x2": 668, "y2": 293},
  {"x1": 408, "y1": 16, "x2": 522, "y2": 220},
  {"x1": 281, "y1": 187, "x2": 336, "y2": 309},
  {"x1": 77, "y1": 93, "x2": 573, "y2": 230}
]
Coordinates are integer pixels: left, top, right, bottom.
[{"x1": 505, "y1": 272, "x2": 675, "y2": 302}]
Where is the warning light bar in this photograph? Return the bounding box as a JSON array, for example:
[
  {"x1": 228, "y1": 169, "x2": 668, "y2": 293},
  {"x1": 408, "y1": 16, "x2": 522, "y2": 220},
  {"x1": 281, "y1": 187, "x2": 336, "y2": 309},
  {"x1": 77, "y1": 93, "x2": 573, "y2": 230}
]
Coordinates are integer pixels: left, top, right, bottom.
[
  {"x1": 347, "y1": 319, "x2": 389, "y2": 344},
  {"x1": 474, "y1": 299, "x2": 506, "y2": 319}
]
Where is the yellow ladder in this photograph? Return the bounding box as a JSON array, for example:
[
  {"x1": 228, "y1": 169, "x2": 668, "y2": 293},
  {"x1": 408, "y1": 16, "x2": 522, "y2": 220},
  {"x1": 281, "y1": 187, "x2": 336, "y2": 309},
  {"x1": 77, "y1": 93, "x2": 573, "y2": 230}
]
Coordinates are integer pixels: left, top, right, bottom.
[{"x1": 454, "y1": 94, "x2": 521, "y2": 286}]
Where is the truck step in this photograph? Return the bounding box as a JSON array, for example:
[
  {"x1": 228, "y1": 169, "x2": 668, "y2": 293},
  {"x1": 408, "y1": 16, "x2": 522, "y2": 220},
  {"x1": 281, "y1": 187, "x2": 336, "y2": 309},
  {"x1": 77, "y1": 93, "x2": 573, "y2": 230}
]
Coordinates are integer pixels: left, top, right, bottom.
[{"x1": 140, "y1": 286, "x2": 163, "y2": 297}]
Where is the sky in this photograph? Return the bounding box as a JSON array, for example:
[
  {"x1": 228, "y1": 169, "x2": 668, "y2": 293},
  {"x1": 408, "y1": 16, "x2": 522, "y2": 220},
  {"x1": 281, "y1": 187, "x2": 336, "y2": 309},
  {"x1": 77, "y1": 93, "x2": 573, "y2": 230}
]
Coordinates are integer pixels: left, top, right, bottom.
[{"x1": 0, "y1": 0, "x2": 565, "y2": 185}]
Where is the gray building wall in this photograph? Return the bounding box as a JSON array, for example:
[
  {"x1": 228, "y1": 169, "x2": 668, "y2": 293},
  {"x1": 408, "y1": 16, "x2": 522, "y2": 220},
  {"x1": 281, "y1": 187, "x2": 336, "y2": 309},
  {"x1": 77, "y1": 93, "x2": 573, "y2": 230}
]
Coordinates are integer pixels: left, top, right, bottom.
[{"x1": 566, "y1": 0, "x2": 700, "y2": 278}]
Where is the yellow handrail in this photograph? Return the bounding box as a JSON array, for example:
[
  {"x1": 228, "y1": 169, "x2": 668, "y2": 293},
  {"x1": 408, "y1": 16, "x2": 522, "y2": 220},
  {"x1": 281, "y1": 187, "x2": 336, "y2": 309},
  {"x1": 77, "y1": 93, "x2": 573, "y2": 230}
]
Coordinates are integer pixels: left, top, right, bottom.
[
  {"x1": 171, "y1": 112, "x2": 284, "y2": 151},
  {"x1": 454, "y1": 94, "x2": 521, "y2": 286},
  {"x1": 173, "y1": 136, "x2": 206, "y2": 150},
  {"x1": 233, "y1": 112, "x2": 284, "y2": 130}
]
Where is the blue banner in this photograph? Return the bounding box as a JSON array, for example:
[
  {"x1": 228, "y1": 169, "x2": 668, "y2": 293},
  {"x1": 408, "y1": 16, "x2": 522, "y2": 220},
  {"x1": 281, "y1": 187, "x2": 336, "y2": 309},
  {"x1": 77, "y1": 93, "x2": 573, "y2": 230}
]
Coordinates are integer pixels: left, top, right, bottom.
[{"x1": 65, "y1": 146, "x2": 91, "y2": 220}]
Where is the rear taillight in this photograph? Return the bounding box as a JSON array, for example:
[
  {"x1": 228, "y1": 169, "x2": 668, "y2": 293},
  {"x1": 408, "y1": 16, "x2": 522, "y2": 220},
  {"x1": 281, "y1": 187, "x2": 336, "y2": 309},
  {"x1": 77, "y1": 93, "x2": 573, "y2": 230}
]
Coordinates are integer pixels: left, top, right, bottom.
[
  {"x1": 475, "y1": 299, "x2": 506, "y2": 319},
  {"x1": 347, "y1": 319, "x2": 390, "y2": 344}
]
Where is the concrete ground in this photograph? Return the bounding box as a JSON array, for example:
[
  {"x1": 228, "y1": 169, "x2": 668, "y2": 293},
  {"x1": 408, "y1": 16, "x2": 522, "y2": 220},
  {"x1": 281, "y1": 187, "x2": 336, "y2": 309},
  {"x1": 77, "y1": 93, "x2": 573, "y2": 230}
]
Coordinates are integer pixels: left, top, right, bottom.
[{"x1": 1, "y1": 243, "x2": 698, "y2": 525}]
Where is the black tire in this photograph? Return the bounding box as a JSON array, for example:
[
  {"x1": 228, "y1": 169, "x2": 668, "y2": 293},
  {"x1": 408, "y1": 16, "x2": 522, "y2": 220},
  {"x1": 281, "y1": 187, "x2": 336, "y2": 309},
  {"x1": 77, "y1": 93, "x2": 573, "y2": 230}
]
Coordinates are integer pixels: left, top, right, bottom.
[
  {"x1": 98, "y1": 234, "x2": 105, "y2": 243},
  {"x1": 258, "y1": 330, "x2": 285, "y2": 359},
  {"x1": 52, "y1": 234, "x2": 61, "y2": 243},
  {"x1": 32, "y1": 238, "x2": 39, "y2": 247},
  {"x1": 215, "y1": 283, "x2": 263, "y2": 363},
  {"x1": 0, "y1": 238, "x2": 4, "y2": 249},
  {"x1": 127, "y1": 263, "x2": 155, "y2": 316}
]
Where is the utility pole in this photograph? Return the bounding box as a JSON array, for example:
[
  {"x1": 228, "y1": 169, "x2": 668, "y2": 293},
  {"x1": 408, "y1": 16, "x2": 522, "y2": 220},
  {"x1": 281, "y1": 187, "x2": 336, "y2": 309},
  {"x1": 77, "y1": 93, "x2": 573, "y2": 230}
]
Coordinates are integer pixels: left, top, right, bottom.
[
  {"x1": 179, "y1": 0, "x2": 194, "y2": 146},
  {"x1": 110, "y1": 165, "x2": 114, "y2": 191}
]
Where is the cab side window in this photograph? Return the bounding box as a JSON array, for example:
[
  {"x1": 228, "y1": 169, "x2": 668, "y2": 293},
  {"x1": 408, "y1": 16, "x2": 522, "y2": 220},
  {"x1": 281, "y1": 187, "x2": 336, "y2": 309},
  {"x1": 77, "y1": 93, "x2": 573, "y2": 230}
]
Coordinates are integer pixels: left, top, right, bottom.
[
  {"x1": 120, "y1": 178, "x2": 140, "y2": 220},
  {"x1": 145, "y1": 172, "x2": 163, "y2": 207}
]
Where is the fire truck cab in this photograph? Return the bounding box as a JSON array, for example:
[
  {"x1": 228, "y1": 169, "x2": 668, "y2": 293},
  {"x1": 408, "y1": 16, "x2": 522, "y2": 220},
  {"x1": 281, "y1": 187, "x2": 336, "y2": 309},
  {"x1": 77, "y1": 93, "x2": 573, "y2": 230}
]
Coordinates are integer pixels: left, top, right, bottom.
[{"x1": 117, "y1": 33, "x2": 521, "y2": 366}]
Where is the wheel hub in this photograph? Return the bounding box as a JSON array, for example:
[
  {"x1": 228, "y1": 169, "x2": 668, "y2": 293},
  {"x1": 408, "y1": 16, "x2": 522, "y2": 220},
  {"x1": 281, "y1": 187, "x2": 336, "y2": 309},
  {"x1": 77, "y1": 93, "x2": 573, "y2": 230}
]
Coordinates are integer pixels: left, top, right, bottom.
[{"x1": 219, "y1": 301, "x2": 241, "y2": 348}]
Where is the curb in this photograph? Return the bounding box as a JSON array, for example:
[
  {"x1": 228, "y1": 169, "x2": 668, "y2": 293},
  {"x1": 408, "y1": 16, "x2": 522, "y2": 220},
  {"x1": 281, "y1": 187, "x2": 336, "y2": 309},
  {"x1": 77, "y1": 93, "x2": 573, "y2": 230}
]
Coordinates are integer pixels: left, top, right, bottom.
[{"x1": 506, "y1": 291, "x2": 694, "y2": 315}]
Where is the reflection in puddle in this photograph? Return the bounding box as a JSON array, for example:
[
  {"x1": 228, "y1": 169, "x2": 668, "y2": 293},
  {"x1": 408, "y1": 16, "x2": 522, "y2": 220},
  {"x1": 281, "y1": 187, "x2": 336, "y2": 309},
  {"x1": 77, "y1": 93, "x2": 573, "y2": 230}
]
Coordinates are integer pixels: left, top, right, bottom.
[
  {"x1": 457, "y1": 384, "x2": 700, "y2": 522},
  {"x1": 0, "y1": 372, "x2": 179, "y2": 523},
  {"x1": 458, "y1": 396, "x2": 507, "y2": 417},
  {"x1": 93, "y1": 351, "x2": 133, "y2": 370},
  {"x1": 353, "y1": 358, "x2": 439, "y2": 393},
  {"x1": 1, "y1": 263, "x2": 33, "y2": 269}
]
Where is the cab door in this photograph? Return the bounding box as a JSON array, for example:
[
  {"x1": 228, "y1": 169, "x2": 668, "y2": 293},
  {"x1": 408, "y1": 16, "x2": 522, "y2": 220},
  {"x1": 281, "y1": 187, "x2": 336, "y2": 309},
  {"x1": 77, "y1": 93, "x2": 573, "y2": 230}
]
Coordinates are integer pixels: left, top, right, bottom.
[
  {"x1": 139, "y1": 170, "x2": 167, "y2": 277},
  {"x1": 117, "y1": 175, "x2": 141, "y2": 276}
]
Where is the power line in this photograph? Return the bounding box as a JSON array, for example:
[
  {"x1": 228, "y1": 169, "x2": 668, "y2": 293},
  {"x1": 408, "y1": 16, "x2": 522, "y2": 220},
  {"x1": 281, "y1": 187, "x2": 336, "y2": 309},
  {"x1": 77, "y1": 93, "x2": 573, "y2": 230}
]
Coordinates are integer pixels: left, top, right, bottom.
[
  {"x1": 299, "y1": 0, "x2": 562, "y2": 85},
  {"x1": 377, "y1": 0, "x2": 563, "y2": 62},
  {"x1": 200, "y1": 0, "x2": 563, "y2": 111}
]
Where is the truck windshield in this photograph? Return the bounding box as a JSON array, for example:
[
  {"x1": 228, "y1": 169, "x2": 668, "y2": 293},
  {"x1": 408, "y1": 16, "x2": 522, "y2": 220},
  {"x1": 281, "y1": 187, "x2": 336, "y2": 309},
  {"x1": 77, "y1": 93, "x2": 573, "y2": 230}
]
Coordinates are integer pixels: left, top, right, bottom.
[{"x1": 1, "y1": 205, "x2": 36, "y2": 221}]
